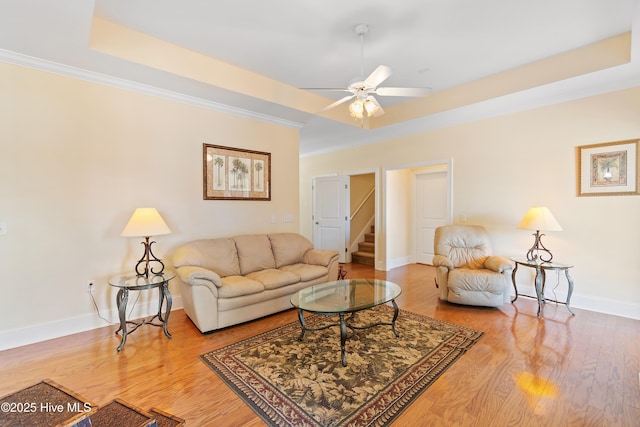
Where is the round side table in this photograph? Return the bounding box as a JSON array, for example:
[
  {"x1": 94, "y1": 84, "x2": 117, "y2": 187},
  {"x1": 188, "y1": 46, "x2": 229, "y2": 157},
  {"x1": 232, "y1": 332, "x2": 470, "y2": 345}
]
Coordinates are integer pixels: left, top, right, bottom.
[
  {"x1": 108, "y1": 272, "x2": 175, "y2": 351},
  {"x1": 511, "y1": 257, "x2": 575, "y2": 317}
]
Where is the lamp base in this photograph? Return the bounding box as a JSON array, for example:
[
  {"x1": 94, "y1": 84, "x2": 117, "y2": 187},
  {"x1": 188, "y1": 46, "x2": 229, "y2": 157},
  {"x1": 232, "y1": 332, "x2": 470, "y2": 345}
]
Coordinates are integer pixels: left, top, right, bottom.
[
  {"x1": 525, "y1": 230, "x2": 554, "y2": 263},
  {"x1": 134, "y1": 237, "x2": 165, "y2": 278}
]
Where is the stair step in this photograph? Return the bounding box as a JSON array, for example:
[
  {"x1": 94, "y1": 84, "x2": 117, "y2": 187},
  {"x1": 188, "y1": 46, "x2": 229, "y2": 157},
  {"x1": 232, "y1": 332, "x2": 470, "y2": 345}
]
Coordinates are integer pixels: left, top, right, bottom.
[
  {"x1": 358, "y1": 242, "x2": 375, "y2": 253},
  {"x1": 364, "y1": 233, "x2": 375, "y2": 243},
  {"x1": 352, "y1": 251, "x2": 375, "y2": 266}
]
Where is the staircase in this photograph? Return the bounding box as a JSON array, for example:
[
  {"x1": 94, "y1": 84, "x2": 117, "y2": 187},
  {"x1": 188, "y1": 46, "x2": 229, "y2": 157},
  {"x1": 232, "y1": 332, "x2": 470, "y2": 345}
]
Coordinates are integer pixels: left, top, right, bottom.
[{"x1": 351, "y1": 225, "x2": 375, "y2": 266}]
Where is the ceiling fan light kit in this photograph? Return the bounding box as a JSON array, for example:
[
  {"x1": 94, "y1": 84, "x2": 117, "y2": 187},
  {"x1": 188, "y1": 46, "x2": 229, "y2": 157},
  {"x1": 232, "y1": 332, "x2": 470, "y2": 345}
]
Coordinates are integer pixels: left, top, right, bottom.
[
  {"x1": 349, "y1": 90, "x2": 381, "y2": 119},
  {"x1": 308, "y1": 23, "x2": 431, "y2": 121}
]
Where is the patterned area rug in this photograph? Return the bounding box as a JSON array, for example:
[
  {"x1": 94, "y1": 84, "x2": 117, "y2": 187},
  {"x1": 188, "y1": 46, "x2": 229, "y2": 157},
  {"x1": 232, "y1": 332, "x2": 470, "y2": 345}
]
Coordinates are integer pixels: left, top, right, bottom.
[{"x1": 200, "y1": 305, "x2": 483, "y2": 426}]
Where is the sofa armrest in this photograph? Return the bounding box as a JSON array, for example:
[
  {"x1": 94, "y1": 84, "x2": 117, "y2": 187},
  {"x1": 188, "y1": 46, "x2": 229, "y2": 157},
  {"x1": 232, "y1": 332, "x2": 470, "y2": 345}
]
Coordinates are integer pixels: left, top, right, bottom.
[
  {"x1": 432, "y1": 254, "x2": 454, "y2": 270},
  {"x1": 176, "y1": 265, "x2": 222, "y2": 294},
  {"x1": 303, "y1": 249, "x2": 339, "y2": 267},
  {"x1": 484, "y1": 256, "x2": 514, "y2": 273}
]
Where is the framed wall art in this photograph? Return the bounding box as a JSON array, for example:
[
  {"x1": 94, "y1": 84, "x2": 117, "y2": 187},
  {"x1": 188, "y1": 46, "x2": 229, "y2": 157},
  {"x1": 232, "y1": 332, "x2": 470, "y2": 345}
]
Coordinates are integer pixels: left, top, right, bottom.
[
  {"x1": 576, "y1": 139, "x2": 639, "y2": 197},
  {"x1": 203, "y1": 144, "x2": 271, "y2": 200}
]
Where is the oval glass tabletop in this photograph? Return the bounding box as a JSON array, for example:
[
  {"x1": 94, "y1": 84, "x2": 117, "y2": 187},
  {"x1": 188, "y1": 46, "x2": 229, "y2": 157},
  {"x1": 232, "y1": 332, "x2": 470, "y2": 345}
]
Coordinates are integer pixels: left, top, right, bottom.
[{"x1": 290, "y1": 279, "x2": 401, "y2": 314}]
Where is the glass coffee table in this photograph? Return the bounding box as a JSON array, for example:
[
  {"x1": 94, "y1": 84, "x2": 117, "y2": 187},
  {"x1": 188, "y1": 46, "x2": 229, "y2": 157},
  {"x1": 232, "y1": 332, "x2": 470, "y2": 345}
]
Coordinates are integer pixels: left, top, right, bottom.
[{"x1": 290, "y1": 279, "x2": 402, "y2": 366}]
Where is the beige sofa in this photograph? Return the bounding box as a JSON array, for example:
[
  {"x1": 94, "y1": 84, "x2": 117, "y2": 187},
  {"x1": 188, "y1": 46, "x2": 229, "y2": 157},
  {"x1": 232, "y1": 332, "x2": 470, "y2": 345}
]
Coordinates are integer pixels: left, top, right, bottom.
[{"x1": 172, "y1": 233, "x2": 339, "y2": 333}]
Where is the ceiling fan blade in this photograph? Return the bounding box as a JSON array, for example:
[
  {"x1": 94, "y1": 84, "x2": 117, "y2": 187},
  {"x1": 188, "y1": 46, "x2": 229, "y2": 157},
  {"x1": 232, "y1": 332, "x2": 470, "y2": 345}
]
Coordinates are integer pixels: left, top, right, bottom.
[
  {"x1": 320, "y1": 94, "x2": 355, "y2": 112},
  {"x1": 364, "y1": 65, "x2": 392, "y2": 88},
  {"x1": 302, "y1": 88, "x2": 354, "y2": 93},
  {"x1": 375, "y1": 87, "x2": 432, "y2": 97}
]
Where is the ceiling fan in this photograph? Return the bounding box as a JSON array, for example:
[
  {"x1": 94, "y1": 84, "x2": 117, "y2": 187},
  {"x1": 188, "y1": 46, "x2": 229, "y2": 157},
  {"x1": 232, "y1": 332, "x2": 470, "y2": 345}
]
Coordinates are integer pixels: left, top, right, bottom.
[{"x1": 305, "y1": 24, "x2": 431, "y2": 119}]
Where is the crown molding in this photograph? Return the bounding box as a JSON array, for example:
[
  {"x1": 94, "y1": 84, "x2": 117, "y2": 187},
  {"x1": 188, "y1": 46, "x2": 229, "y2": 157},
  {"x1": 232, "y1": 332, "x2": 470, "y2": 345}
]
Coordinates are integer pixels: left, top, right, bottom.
[{"x1": 0, "y1": 49, "x2": 304, "y2": 130}]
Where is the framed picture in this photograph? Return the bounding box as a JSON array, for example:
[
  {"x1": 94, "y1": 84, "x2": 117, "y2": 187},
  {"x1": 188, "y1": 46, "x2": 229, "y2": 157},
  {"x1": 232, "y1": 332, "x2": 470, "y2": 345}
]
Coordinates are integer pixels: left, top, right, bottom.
[
  {"x1": 576, "y1": 139, "x2": 639, "y2": 197},
  {"x1": 203, "y1": 144, "x2": 271, "y2": 200}
]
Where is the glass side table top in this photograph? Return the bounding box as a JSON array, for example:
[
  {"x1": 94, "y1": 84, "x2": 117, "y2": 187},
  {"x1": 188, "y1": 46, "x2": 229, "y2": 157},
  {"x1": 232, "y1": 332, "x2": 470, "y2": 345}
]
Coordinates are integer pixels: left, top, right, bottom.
[
  {"x1": 291, "y1": 279, "x2": 401, "y2": 314},
  {"x1": 510, "y1": 257, "x2": 573, "y2": 270},
  {"x1": 108, "y1": 272, "x2": 176, "y2": 289}
]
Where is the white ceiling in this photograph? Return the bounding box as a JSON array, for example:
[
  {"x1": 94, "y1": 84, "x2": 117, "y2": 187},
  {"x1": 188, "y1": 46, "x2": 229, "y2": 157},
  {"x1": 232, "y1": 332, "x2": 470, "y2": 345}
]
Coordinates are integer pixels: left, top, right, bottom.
[{"x1": 0, "y1": 0, "x2": 637, "y2": 156}]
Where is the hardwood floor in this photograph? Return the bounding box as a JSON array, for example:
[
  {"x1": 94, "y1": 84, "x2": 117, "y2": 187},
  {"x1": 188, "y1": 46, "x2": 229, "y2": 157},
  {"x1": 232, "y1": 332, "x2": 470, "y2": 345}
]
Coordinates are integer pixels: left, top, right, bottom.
[{"x1": 1, "y1": 263, "x2": 638, "y2": 426}]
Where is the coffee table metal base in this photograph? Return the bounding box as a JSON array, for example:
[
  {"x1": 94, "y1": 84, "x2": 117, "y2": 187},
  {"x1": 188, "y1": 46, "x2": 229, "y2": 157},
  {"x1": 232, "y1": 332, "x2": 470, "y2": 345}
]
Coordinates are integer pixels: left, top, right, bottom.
[{"x1": 296, "y1": 299, "x2": 400, "y2": 366}]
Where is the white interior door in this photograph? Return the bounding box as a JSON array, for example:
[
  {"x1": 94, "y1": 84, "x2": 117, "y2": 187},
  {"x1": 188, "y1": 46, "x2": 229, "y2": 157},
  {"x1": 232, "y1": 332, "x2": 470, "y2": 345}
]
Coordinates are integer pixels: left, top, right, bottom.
[
  {"x1": 312, "y1": 176, "x2": 349, "y2": 262},
  {"x1": 415, "y1": 171, "x2": 448, "y2": 264}
]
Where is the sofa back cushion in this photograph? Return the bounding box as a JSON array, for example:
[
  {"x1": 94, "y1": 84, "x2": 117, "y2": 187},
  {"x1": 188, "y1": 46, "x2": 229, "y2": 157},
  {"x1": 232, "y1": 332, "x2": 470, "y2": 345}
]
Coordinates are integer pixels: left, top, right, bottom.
[
  {"x1": 268, "y1": 233, "x2": 313, "y2": 268},
  {"x1": 233, "y1": 234, "x2": 276, "y2": 275},
  {"x1": 172, "y1": 238, "x2": 240, "y2": 277}
]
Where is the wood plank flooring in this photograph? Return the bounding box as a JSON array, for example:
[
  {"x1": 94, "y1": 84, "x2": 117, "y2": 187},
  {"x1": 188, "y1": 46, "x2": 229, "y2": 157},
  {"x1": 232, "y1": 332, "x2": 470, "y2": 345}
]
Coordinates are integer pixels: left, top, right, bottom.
[{"x1": 1, "y1": 263, "x2": 638, "y2": 426}]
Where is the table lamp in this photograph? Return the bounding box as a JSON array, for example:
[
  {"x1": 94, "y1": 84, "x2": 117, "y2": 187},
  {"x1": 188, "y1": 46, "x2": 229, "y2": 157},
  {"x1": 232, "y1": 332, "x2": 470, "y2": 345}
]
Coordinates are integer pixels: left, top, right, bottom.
[
  {"x1": 121, "y1": 207, "x2": 171, "y2": 277},
  {"x1": 517, "y1": 206, "x2": 562, "y2": 263}
]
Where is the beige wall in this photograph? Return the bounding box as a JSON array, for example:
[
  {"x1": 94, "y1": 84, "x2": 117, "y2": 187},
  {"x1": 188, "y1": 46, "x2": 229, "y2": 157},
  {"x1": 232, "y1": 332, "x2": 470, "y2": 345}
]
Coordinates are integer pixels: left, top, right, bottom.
[
  {"x1": 0, "y1": 62, "x2": 300, "y2": 348},
  {"x1": 385, "y1": 168, "x2": 414, "y2": 267},
  {"x1": 300, "y1": 86, "x2": 640, "y2": 319}
]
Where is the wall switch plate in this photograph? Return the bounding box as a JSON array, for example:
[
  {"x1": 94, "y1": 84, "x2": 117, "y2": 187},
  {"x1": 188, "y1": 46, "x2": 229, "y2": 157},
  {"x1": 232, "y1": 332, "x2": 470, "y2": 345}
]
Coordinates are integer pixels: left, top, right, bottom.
[{"x1": 0, "y1": 222, "x2": 6, "y2": 235}]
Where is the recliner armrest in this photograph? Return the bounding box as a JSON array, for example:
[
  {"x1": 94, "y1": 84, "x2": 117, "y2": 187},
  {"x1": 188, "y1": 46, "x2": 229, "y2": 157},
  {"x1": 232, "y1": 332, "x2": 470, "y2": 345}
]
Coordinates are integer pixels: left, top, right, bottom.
[
  {"x1": 484, "y1": 256, "x2": 514, "y2": 273},
  {"x1": 432, "y1": 254, "x2": 454, "y2": 269}
]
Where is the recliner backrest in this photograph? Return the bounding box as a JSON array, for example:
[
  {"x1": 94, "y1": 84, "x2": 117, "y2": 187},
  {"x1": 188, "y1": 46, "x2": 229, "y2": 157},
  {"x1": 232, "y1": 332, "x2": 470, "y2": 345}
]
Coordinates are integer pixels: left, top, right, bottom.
[{"x1": 434, "y1": 225, "x2": 493, "y2": 269}]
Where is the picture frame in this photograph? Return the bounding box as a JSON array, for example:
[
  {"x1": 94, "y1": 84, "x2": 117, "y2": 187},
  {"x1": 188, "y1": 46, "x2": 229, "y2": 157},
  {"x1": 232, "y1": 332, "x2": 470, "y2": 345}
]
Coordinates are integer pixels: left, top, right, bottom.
[
  {"x1": 203, "y1": 144, "x2": 271, "y2": 200},
  {"x1": 576, "y1": 139, "x2": 639, "y2": 197}
]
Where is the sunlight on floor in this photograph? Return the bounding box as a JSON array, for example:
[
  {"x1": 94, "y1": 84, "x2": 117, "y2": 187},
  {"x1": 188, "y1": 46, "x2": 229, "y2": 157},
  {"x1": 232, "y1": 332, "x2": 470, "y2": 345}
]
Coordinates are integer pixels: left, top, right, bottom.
[{"x1": 515, "y1": 371, "x2": 560, "y2": 413}]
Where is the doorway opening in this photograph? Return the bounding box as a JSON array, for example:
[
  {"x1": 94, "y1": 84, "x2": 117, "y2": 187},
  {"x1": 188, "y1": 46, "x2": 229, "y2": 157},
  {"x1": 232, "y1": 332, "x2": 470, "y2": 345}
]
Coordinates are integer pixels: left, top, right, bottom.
[
  {"x1": 312, "y1": 159, "x2": 451, "y2": 271},
  {"x1": 382, "y1": 159, "x2": 452, "y2": 271},
  {"x1": 348, "y1": 172, "x2": 376, "y2": 266},
  {"x1": 312, "y1": 170, "x2": 377, "y2": 265}
]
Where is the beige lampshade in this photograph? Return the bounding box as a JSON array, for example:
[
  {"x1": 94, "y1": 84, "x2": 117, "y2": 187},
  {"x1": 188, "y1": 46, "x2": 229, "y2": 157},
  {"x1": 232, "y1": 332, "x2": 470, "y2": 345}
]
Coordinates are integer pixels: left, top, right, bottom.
[
  {"x1": 121, "y1": 208, "x2": 171, "y2": 237},
  {"x1": 517, "y1": 206, "x2": 562, "y2": 231}
]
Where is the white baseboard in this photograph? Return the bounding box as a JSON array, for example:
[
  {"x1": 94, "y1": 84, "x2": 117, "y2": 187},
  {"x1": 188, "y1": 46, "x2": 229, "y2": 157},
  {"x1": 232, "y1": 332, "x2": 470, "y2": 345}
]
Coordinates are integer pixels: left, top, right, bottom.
[
  {"x1": 513, "y1": 281, "x2": 639, "y2": 320},
  {"x1": 2, "y1": 287, "x2": 637, "y2": 352},
  {"x1": 570, "y1": 294, "x2": 640, "y2": 320},
  {"x1": 384, "y1": 256, "x2": 413, "y2": 271},
  {"x1": 0, "y1": 296, "x2": 183, "y2": 351}
]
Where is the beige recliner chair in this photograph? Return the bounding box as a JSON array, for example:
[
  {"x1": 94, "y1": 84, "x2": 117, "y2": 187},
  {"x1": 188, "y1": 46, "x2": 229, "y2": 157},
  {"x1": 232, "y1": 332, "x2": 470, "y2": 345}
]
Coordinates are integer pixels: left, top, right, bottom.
[{"x1": 433, "y1": 224, "x2": 514, "y2": 307}]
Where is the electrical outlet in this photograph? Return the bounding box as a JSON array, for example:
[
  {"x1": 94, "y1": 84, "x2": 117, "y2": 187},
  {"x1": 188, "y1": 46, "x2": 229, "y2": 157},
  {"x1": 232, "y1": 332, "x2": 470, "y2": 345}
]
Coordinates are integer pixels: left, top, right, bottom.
[{"x1": 87, "y1": 281, "x2": 95, "y2": 293}]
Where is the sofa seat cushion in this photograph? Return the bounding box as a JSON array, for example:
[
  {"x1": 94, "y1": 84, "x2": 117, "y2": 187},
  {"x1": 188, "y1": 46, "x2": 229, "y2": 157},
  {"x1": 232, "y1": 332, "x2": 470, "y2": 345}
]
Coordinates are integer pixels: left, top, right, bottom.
[
  {"x1": 246, "y1": 269, "x2": 300, "y2": 290},
  {"x1": 218, "y1": 276, "x2": 264, "y2": 298},
  {"x1": 448, "y1": 268, "x2": 506, "y2": 295},
  {"x1": 280, "y1": 263, "x2": 328, "y2": 282}
]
